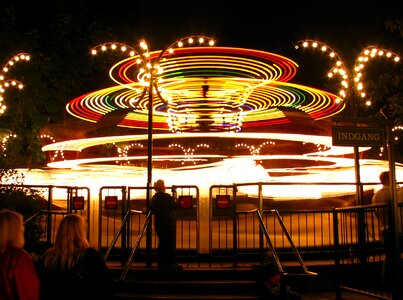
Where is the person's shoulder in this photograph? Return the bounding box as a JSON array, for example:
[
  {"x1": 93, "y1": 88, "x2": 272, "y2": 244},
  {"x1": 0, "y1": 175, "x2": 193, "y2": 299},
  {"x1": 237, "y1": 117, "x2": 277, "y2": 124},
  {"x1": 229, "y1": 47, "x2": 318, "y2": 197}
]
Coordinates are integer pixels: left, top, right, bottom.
[
  {"x1": 3, "y1": 247, "x2": 35, "y2": 267},
  {"x1": 8, "y1": 246, "x2": 32, "y2": 259},
  {"x1": 81, "y1": 247, "x2": 107, "y2": 270},
  {"x1": 162, "y1": 191, "x2": 173, "y2": 198},
  {"x1": 83, "y1": 247, "x2": 101, "y2": 257},
  {"x1": 152, "y1": 191, "x2": 162, "y2": 199},
  {"x1": 153, "y1": 191, "x2": 172, "y2": 199},
  {"x1": 372, "y1": 187, "x2": 390, "y2": 202},
  {"x1": 374, "y1": 187, "x2": 389, "y2": 194}
]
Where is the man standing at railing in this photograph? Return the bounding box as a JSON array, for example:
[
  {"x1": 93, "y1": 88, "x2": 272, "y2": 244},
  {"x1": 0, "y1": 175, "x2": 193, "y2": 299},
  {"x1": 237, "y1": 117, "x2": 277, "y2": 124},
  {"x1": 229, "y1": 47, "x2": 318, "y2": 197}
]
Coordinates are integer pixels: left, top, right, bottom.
[
  {"x1": 372, "y1": 171, "x2": 393, "y2": 284},
  {"x1": 150, "y1": 179, "x2": 183, "y2": 271}
]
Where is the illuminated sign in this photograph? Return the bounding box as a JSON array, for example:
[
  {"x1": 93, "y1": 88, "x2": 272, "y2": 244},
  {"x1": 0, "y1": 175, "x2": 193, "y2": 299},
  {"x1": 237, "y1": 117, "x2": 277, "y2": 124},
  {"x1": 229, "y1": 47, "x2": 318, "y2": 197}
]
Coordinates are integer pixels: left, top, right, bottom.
[
  {"x1": 72, "y1": 196, "x2": 85, "y2": 210},
  {"x1": 178, "y1": 195, "x2": 193, "y2": 209},
  {"x1": 105, "y1": 196, "x2": 118, "y2": 210},
  {"x1": 216, "y1": 195, "x2": 230, "y2": 209},
  {"x1": 332, "y1": 126, "x2": 385, "y2": 147}
]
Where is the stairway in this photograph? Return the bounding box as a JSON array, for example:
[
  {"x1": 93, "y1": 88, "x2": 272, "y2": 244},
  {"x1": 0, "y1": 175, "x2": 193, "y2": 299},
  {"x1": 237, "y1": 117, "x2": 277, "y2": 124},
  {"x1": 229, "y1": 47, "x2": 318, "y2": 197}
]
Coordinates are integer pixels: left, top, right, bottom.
[{"x1": 111, "y1": 266, "x2": 267, "y2": 299}]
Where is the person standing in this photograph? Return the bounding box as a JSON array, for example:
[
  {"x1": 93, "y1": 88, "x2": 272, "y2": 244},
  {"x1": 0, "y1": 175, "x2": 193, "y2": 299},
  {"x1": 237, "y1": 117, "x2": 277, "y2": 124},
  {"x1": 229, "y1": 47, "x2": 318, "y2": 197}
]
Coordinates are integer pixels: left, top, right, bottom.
[
  {"x1": 150, "y1": 179, "x2": 182, "y2": 271},
  {"x1": 36, "y1": 214, "x2": 114, "y2": 300},
  {"x1": 372, "y1": 171, "x2": 394, "y2": 283},
  {"x1": 372, "y1": 171, "x2": 391, "y2": 232},
  {"x1": 0, "y1": 209, "x2": 40, "y2": 300}
]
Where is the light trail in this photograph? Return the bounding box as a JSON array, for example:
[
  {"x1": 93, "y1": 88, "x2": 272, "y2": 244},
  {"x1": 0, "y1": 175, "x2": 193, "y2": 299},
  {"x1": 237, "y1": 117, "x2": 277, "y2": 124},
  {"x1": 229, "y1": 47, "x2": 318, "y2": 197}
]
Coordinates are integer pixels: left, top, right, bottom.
[
  {"x1": 34, "y1": 132, "x2": 403, "y2": 200},
  {"x1": 18, "y1": 40, "x2": 403, "y2": 202}
]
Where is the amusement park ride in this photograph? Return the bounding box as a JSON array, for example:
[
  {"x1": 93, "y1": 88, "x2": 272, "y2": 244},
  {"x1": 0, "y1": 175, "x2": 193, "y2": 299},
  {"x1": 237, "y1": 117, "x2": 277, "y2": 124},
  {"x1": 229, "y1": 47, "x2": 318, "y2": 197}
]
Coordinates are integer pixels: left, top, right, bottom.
[{"x1": 1, "y1": 35, "x2": 402, "y2": 200}]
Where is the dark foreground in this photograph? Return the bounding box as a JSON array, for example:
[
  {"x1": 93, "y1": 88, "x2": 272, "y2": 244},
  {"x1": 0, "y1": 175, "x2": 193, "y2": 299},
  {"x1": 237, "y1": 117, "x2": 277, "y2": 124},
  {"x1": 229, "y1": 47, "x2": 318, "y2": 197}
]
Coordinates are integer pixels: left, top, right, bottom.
[{"x1": 107, "y1": 259, "x2": 396, "y2": 300}]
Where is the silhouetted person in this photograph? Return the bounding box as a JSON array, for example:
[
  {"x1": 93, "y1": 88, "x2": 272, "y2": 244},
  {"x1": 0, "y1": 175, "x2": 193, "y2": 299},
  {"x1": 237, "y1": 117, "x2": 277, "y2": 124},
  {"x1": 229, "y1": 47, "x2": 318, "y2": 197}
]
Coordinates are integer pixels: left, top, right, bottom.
[
  {"x1": 372, "y1": 171, "x2": 393, "y2": 283},
  {"x1": 150, "y1": 179, "x2": 182, "y2": 271},
  {"x1": 0, "y1": 209, "x2": 40, "y2": 300},
  {"x1": 37, "y1": 214, "x2": 114, "y2": 300}
]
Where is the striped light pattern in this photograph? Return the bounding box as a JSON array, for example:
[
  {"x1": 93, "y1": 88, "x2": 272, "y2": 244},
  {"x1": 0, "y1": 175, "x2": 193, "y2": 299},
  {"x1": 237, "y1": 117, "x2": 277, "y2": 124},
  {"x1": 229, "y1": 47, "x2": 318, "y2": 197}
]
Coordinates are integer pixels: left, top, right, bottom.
[
  {"x1": 66, "y1": 40, "x2": 345, "y2": 132},
  {"x1": 0, "y1": 53, "x2": 31, "y2": 115}
]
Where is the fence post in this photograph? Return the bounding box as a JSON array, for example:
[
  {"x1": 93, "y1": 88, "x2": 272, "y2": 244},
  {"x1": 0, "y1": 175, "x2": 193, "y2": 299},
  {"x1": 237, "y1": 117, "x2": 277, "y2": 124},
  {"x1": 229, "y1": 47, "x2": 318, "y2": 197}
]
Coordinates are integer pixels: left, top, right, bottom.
[
  {"x1": 357, "y1": 208, "x2": 368, "y2": 264},
  {"x1": 121, "y1": 186, "x2": 128, "y2": 267},
  {"x1": 258, "y1": 183, "x2": 264, "y2": 257},
  {"x1": 233, "y1": 185, "x2": 238, "y2": 267},
  {"x1": 386, "y1": 121, "x2": 401, "y2": 300},
  {"x1": 146, "y1": 184, "x2": 153, "y2": 268},
  {"x1": 333, "y1": 208, "x2": 342, "y2": 300}
]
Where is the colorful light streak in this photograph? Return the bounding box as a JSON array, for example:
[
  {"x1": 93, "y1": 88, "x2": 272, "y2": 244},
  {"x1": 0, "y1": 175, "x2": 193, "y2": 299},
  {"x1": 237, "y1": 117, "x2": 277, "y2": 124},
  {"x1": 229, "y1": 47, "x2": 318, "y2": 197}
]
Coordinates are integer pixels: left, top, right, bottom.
[
  {"x1": 66, "y1": 41, "x2": 345, "y2": 132},
  {"x1": 4, "y1": 39, "x2": 401, "y2": 201}
]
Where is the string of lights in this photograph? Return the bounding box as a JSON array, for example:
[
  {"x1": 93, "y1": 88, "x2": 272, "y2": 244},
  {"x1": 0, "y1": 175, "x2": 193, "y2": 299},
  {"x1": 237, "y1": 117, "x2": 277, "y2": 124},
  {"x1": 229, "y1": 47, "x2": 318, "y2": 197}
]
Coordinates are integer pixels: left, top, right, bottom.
[{"x1": 0, "y1": 53, "x2": 31, "y2": 115}]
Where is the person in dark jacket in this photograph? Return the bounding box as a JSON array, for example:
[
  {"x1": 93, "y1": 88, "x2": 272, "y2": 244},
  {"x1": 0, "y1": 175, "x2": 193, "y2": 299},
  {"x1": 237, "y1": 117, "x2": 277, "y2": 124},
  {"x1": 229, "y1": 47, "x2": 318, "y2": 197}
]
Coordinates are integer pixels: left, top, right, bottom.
[
  {"x1": 150, "y1": 179, "x2": 182, "y2": 271},
  {"x1": 36, "y1": 214, "x2": 114, "y2": 300}
]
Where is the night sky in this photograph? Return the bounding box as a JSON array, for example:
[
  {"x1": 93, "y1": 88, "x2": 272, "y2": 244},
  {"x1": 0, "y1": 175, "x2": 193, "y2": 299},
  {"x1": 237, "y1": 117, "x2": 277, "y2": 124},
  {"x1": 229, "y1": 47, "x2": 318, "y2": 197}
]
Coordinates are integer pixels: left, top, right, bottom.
[
  {"x1": 2, "y1": 0, "x2": 401, "y2": 94},
  {"x1": 7, "y1": 0, "x2": 401, "y2": 52},
  {"x1": 0, "y1": 1, "x2": 400, "y2": 97}
]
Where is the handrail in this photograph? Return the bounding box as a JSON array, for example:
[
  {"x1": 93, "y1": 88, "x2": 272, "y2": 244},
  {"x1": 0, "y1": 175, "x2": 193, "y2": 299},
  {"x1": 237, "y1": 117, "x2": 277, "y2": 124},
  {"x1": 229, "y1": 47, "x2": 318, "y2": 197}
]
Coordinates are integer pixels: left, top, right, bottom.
[
  {"x1": 334, "y1": 202, "x2": 385, "y2": 212},
  {"x1": 239, "y1": 208, "x2": 317, "y2": 276},
  {"x1": 120, "y1": 210, "x2": 153, "y2": 281},
  {"x1": 266, "y1": 209, "x2": 317, "y2": 275},
  {"x1": 24, "y1": 209, "x2": 70, "y2": 224},
  {"x1": 240, "y1": 209, "x2": 284, "y2": 273},
  {"x1": 24, "y1": 210, "x2": 43, "y2": 224},
  {"x1": 104, "y1": 209, "x2": 143, "y2": 261}
]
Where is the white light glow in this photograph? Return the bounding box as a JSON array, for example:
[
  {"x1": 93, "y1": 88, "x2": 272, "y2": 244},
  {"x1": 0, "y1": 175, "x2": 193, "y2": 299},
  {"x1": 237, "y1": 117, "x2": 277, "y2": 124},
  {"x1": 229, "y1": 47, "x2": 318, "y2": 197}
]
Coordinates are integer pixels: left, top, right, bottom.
[{"x1": 27, "y1": 132, "x2": 403, "y2": 200}]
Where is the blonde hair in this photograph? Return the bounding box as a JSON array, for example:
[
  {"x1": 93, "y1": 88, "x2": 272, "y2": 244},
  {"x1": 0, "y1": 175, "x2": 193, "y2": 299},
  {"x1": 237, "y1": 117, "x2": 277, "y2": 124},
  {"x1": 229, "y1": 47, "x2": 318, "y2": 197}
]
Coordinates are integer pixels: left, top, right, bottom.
[
  {"x1": 43, "y1": 214, "x2": 89, "y2": 271},
  {"x1": 0, "y1": 209, "x2": 25, "y2": 253}
]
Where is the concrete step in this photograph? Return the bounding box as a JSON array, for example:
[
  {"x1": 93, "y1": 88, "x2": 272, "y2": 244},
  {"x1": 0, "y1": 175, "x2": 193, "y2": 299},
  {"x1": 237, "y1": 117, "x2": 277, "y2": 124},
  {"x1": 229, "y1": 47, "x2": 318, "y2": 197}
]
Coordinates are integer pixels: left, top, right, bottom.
[
  {"x1": 108, "y1": 263, "x2": 324, "y2": 299},
  {"x1": 111, "y1": 266, "x2": 266, "y2": 299}
]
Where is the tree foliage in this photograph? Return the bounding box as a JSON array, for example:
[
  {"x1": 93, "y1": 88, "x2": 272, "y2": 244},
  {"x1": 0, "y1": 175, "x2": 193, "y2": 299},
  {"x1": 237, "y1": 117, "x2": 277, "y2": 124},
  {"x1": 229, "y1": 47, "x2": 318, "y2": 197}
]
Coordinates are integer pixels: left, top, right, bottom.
[
  {"x1": 0, "y1": 186, "x2": 48, "y2": 254},
  {"x1": 0, "y1": 1, "x2": 118, "y2": 168}
]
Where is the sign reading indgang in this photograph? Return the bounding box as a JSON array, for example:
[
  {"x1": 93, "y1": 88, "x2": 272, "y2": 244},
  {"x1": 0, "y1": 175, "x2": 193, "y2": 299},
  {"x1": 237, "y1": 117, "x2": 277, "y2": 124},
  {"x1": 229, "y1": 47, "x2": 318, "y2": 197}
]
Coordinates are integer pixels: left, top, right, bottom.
[{"x1": 332, "y1": 126, "x2": 385, "y2": 147}]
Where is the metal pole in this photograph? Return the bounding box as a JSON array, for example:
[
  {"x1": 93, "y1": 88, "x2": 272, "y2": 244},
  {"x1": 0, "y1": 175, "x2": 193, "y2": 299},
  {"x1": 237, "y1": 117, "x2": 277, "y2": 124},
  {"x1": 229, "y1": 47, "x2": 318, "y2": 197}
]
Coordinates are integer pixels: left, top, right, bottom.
[
  {"x1": 333, "y1": 208, "x2": 342, "y2": 300},
  {"x1": 386, "y1": 121, "x2": 401, "y2": 299},
  {"x1": 353, "y1": 147, "x2": 363, "y2": 205},
  {"x1": 350, "y1": 89, "x2": 367, "y2": 263},
  {"x1": 354, "y1": 145, "x2": 368, "y2": 263},
  {"x1": 349, "y1": 91, "x2": 363, "y2": 206},
  {"x1": 145, "y1": 71, "x2": 154, "y2": 268}
]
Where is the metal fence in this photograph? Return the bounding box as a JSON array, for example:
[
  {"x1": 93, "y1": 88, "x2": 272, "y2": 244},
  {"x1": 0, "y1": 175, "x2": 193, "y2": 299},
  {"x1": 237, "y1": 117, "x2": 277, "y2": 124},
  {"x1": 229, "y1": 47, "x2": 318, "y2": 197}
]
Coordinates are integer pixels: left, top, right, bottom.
[
  {"x1": 3, "y1": 181, "x2": 401, "y2": 299},
  {"x1": 2, "y1": 182, "x2": 400, "y2": 259}
]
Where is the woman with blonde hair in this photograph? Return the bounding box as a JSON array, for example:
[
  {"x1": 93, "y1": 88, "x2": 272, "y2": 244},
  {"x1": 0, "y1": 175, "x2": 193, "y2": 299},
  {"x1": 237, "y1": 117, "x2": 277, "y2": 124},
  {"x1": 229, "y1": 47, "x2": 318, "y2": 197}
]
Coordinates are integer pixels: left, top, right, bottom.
[
  {"x1": 0, "y1": 209, "x2": 40, "y2": 300},
  {"x1": 37, "y1": 214, "x2": 113, "y2": 300}
]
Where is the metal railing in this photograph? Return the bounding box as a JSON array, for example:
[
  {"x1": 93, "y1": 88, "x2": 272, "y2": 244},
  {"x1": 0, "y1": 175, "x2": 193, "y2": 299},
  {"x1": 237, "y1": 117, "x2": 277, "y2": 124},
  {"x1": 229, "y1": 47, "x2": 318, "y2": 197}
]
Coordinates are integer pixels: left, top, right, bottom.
[
  {"x1": 7, "y1": 182, "x2": 401, "y2": 299},
  {"x1": 120, "y1": 211, "x2": 152, "y2": 281},
  {"x1": 103, "y1": 209, "x2": 144, "y2": 261},
  {"x1": 239, "y1": 208, "x2": 317, "y2": 276},
  {"x1": 2, "y1": 182, "x2": 401, "y2": 261},
  {"x1": 333, "y1": 203, "x2": 394, "y2": 299}
]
